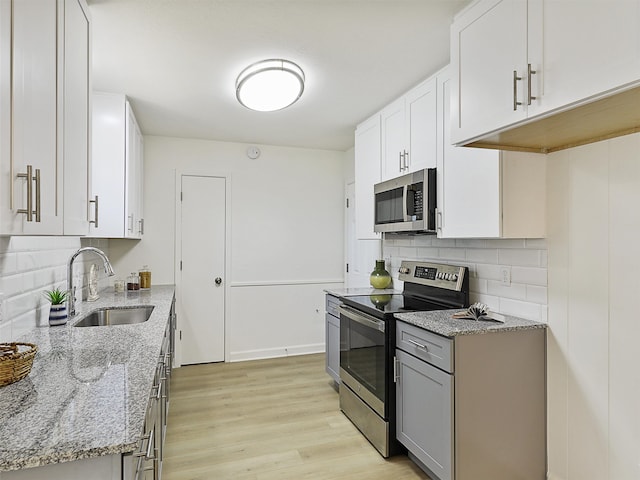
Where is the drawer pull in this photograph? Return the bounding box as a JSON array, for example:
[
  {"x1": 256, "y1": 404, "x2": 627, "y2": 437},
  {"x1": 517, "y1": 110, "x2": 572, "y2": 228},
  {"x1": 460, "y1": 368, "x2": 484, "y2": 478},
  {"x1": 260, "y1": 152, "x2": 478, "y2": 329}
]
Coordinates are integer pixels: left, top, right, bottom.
[{"x1": 407, "y1": 338, "x2": 427, "y2": 350}]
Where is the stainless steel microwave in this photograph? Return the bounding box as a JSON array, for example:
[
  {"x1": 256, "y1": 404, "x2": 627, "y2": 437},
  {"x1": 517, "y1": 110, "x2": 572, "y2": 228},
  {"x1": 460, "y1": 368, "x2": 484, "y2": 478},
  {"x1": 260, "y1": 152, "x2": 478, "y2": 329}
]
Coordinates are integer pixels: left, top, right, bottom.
[{"x1": 373, "y1": 168, "x2": 436, "y2": 234}]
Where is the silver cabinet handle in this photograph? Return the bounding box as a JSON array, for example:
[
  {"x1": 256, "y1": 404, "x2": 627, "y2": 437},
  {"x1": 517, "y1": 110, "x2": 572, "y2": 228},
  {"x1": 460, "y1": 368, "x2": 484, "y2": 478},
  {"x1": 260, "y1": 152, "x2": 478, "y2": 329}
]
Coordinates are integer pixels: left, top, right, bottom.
[
  {"x1": 34, "y1": 168, "x2": 41, "y2": 222},
  {"x1": 402, "y1": 150, "x2": 409, "y2": 171},
  {"x1": 128, "y1": 214, "x2": 134, "y2": 232},
  {"x1": 138, "y1": 218, "x2": 144, "y2": 235},
  {"x1": 435, "y1": 207, "x2": 442, "y2": 232},
  {"x1": 17, "y1": 165, "x2": 33, "y2": 221},
  {"x1": 16, "y1": 166, "x2": 41, "y2": 222},
  {"x1": 399, "y1": 152, "x2": 403, "y2": 172},
  {"x1": 513, "y1": 70, "x2": 523, "y2": 111},
  {"x1": 393, "y1": 356, "x2": 400, "y2": 383},
  {"x1": 135, "y1": 428, "x2": 154, "y2": 460},
  {"x1": 527, "y1": 63, "x2": 537, "y2": 105},
  {"x1": 407, "y1": 338, "x2": 427, "y2": 350},
  {"x1": 89, "y1": 195, "x2": 99, "y2": 228}
]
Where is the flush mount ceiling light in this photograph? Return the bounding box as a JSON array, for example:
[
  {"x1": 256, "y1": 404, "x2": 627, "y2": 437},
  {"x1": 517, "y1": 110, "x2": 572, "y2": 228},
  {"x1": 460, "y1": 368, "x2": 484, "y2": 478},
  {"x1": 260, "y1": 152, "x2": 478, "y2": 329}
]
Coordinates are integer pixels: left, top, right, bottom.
[{"x1": 235, "y1": 59, "x2": 305, "y2": 112}]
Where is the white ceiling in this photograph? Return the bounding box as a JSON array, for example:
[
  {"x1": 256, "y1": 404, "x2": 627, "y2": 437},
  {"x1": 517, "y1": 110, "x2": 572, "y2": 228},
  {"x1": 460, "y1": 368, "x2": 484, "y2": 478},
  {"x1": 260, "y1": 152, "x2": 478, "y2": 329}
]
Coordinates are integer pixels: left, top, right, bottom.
[{"x1": 88, "y1": 0, "x2": 470, "y2": 151}]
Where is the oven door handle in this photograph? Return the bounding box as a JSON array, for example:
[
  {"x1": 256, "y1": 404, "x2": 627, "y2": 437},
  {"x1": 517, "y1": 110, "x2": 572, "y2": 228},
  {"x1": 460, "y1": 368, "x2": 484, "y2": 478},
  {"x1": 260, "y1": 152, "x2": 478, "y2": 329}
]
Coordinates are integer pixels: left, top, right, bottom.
[{"x1": 339, "y1": 305, "x2": 385, "y2": 332}]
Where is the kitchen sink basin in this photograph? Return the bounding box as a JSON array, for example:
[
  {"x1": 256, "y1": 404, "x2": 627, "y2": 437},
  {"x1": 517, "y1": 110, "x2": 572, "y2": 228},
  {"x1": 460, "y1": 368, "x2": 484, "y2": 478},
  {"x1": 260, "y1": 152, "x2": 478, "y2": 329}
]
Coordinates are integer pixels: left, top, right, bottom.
[{"x1": 73, "y1": 306, "x2": 154, "y2": 327}]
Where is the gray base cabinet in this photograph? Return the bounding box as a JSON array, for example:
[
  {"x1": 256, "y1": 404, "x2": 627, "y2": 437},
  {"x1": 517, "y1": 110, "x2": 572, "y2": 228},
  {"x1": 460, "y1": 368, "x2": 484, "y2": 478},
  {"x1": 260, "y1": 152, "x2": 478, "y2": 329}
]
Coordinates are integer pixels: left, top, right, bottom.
[
  {"x1": 395, "y1": 320, "x2": 546, "y2": 480},
  {"x1": 396, "y1": 349, "x2": 453, "y2": 480},
  {"x1": 325, "y1": 294, "x2": 340, "y2": 384}
]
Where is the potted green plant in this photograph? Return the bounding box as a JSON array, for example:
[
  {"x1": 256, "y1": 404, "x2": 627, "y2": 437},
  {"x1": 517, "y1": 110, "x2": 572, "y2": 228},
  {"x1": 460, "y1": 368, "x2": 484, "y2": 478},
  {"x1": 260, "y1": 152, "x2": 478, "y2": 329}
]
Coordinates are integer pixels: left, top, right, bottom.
[{"x1": 44, "y1": 287, "x2": 69, "y2": 326}]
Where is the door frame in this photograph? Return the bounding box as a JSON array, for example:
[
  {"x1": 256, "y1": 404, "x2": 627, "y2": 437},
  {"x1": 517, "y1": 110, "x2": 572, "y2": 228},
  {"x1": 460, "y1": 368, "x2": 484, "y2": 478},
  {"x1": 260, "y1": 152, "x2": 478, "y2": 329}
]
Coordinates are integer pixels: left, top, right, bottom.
[{"x1": 174, "y1": 169, "x2": 232, "y2": 366}]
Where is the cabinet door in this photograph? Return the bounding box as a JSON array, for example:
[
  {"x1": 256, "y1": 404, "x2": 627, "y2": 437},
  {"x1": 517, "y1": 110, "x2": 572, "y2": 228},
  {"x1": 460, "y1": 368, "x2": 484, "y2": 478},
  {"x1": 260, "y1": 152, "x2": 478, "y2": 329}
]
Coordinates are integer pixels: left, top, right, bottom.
[
  {"x1": 451, "y1": 0, "x2": 528, "y2": 145},
  {"x1": 380, "y1": 98, "x2": 405, "y2": 181},
  {"x1": 396, "y1": 349, "x2": 453, "y2": 480},
  {"x1": 0, "y1": 1, "x2": 10, "y2": 233},
  {"x1": 405, "y1": 77, "x2": 437, "y2": 173},
  {"x1": 354, "y1": 115, "x2": 381, "y2": 240},
  {"x1": 437, "y1": 68, "x2": 502, "y2": 238},
  {"x1": 528, "y1": 0, "x2": 640, "y2": 117},
  {"x1": 135, "y1": 127, "x2": 144, "y2": 237},
  {"x1": 124, "y1": 102, "x2": 140, "y2": 239},
  {"x1": 90, "y1": 92, "x2": 126, "y2": 237},
  {"x1": 325, "y1": 313, "x2": 340, "y2": 383},
  {"x1": 62, "y1": 0, "x2": 90, "y2": 235},
  {"x1": 4, "y1": 0, "x2": 62, "y2": 234}
]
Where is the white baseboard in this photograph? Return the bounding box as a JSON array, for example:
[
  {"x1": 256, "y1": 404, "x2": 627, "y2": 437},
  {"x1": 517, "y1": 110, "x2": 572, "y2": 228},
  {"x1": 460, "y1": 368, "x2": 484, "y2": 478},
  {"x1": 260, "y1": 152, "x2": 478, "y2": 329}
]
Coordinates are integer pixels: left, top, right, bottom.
[{"x1": 227, "y1": 343, "x2": 324, "y2": 363}]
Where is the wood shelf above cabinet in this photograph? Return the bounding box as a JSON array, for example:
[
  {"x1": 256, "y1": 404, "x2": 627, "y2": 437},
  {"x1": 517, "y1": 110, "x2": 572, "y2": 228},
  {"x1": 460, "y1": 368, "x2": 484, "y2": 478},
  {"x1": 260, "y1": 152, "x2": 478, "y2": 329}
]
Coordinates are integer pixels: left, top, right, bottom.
[{"x1": 462, "y1": 83, "x2": 640, "y2": 154}]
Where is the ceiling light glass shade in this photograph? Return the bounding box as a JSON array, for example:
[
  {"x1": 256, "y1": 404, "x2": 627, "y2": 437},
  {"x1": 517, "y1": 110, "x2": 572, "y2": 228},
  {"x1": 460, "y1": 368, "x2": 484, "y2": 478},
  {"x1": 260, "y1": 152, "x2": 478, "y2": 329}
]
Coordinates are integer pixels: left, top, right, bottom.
[{"x1": 235, "y1": 59, "x2": 305, "y2": 112}]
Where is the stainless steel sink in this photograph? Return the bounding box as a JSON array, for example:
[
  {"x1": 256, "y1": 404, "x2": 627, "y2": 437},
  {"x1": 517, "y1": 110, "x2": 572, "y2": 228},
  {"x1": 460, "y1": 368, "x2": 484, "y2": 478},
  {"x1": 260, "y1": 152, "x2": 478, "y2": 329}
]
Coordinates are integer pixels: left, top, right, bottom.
[{"x1": 73, "y1": 306, "x2": 154, "y2": 327}]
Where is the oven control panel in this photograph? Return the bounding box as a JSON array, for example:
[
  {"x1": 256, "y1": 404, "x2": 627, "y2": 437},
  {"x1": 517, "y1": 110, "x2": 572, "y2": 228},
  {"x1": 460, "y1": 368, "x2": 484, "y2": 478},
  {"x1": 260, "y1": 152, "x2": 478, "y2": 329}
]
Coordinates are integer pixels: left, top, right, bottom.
[{"x1": 398, "y1": 261, "x2": 466, "y2": 291}]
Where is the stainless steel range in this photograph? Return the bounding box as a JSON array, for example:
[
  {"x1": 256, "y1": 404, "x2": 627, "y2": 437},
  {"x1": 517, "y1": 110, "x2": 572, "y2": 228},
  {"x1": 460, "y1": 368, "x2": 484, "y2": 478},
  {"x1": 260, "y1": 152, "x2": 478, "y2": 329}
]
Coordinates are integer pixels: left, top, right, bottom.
[{"x1": 338, "y1": 260, "x2": 469, "y2": 457}]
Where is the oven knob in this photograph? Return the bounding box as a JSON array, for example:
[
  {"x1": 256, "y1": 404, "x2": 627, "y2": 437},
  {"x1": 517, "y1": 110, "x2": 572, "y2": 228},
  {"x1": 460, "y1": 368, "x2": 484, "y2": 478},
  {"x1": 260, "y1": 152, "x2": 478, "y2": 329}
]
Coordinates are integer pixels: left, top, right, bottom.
[
  {"x1": 436, "y1": 272, "x2": 442, "y2": 279},
  {"x1": 453, "y1": 274, "x2": 459, "y2": 281},
  {"x1": 398, "y1": 267, "x2": 410, "y2": 275}
]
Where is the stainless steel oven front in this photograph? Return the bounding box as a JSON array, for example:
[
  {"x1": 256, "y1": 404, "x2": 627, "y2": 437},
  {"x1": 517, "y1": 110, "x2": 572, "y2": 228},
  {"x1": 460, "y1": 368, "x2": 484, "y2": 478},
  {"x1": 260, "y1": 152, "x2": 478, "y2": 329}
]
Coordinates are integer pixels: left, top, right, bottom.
[{"x1": 338, "y1": 304, "x2": 399, "y2": 458}]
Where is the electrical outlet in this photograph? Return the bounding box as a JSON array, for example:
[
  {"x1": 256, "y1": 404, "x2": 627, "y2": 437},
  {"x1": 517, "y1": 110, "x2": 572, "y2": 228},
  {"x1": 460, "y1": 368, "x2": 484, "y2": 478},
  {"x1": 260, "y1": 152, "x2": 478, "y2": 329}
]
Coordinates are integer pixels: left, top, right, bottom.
[{"x1": 500, "y1": 266, "x2": 511, "y2": 286}]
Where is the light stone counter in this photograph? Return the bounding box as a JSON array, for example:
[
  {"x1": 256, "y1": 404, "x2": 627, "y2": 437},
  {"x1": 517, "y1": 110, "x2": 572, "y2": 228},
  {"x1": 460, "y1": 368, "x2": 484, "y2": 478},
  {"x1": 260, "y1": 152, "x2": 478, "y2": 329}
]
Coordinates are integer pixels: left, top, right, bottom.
[
  {"x1": 395, "y1": 309, "x2": 546, "y2": 337},
  {"x1": 0, "y1": 285, "x2": 175, "y2": 472}
]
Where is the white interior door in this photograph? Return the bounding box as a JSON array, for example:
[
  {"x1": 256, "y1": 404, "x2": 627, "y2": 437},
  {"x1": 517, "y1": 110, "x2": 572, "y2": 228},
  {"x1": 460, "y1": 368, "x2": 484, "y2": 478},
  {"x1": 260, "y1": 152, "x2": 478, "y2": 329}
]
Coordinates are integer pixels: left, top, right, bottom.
[{"x1": 180, "y1": 175, "x2": 225, "y2": 364}]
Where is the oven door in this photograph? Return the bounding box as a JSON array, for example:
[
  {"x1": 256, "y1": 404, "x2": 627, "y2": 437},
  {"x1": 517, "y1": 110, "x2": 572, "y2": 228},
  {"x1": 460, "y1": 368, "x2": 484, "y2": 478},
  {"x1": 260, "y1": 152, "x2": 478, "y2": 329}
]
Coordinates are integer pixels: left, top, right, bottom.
[{"x1": 339, "y1": 305, "x2": 387, "y2": 418}]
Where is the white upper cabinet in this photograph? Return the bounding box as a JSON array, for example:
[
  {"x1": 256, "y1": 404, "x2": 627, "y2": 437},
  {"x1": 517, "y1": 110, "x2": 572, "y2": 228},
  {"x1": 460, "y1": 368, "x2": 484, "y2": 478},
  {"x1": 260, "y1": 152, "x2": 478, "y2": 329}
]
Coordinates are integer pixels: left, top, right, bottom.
[
  {"x1": 531, "y1": 0, "x2": 640, "y2": 116},
  {"x1": 437, "y1": 66, "x2": 546, "y2": 239},
  {"x1": 91, "y1": 93, "x2": 144, "y2": 239},
  {"x1": 62, "y1": 0, "x2": 91, "y2": 236},
  {"x1": 0, "y1": 0, "x2": 91, "y2": 236},
  {"x1": 451, "y1": 0, "x2": 640, "y2": 149},
  {"x1": 381, "y1": 98, "x2": 405, "y2": 181},
  {"x1": 381, "y1": 77, "x2": 438, "y2": 181},
  {"x1": 451, "y1": 0, "x2": 529, "y2": 145},
  {"x1": 354, "y1": 114, "x2": 381, "y2": 240},
  {"x1": 125, "y1": 102, "x2": 144, "y2": 238}
]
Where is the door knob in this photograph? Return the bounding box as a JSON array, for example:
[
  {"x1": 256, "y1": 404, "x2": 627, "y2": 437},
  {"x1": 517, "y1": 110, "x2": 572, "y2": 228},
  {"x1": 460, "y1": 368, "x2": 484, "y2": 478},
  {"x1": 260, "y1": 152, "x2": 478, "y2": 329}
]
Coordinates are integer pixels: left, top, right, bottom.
[{"x1": 215, "y1": 277, "x2": 222, "y2": 286}]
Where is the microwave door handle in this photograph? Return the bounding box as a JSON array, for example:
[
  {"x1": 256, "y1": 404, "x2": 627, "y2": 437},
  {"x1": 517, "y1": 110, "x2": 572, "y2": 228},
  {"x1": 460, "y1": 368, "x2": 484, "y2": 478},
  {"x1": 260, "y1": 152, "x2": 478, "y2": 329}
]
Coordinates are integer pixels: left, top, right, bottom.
[
  {"x1": 404, "y1": 187, "x2": 416, "y2": 222},
  {"x1": 403, "y1": 186, "x2": 409, "y2": 221}
]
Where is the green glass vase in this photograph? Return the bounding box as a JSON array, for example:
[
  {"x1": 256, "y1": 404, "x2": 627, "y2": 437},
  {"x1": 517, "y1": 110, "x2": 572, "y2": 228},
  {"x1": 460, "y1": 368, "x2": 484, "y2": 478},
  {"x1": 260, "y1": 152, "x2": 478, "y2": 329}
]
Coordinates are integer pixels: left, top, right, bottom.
[{"x1": 370, "y1": 260, "x2": 392, "y2": 289}]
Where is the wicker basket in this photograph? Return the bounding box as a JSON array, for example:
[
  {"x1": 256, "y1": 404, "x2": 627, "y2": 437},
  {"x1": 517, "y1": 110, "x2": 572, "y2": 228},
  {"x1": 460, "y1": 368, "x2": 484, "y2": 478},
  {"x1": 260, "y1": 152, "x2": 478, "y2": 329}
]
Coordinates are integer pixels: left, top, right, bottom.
[{"x1": 0, "y1": 342, "x2": 37, "y2": 387}]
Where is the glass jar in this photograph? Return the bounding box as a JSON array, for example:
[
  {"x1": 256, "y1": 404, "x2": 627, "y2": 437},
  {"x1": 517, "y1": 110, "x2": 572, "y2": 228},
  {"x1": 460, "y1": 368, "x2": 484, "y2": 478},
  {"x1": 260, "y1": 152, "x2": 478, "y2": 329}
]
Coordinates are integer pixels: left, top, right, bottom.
[
  {"x1": 127, "y1": 272, "x2": 140, "y2": 291},
  {"x1": 139, "y1": 265, "x2": 151, "y2": 289},
  {"x1": 369, "y1": 260, "x2": 392, "y2": 289}
]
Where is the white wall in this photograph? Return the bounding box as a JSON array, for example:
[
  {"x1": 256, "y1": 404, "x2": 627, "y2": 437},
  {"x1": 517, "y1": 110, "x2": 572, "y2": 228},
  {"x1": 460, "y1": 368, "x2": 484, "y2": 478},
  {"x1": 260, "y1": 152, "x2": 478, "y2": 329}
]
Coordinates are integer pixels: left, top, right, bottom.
[
  {"x1": 118, "y1": 135, "x2": 346, "y2": 362},
  {"x1": 0, "y1": 237, "x2": 111, "y2": 342},
  {"x1": 546, "y1": 132, "x2": 640, "y2": 480},
  {"x1": 383, "y1": 236, "x2": 547, "y2": 321}
]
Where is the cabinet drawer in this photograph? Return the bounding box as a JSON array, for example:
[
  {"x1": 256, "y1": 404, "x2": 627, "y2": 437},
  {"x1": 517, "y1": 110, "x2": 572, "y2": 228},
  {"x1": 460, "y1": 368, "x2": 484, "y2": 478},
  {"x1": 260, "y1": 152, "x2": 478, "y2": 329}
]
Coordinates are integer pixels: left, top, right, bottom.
[
  {"x1": 396, "y1": 321, "x2": 453, "y2": 373},
  {"x1": 326, "y1": 294, "x2": 340, "y2": 318}
]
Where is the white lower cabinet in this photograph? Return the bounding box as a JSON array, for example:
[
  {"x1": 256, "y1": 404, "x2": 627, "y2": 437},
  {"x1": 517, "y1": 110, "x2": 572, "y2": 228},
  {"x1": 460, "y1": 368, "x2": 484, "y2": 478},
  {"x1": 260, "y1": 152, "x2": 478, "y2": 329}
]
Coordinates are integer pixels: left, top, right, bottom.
[
  {"x1": 90, "y1": 92, "x2": 144, "y2": 239},
  {"x1": 395, "y1": 321, "x2": 546, "y2": 480}
]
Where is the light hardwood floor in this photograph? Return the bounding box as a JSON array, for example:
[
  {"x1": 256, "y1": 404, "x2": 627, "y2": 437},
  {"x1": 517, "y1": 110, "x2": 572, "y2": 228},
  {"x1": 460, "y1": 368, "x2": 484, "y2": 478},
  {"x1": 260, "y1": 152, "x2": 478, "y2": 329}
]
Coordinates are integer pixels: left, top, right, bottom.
[{"x1": 163, "y1": 353, "x2": 431, "y2": 480}]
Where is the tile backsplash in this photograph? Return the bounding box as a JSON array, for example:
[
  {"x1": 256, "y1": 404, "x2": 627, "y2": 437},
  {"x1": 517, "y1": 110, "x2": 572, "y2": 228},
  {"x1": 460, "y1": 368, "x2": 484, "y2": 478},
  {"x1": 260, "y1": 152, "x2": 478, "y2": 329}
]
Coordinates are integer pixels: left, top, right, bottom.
[
  {"x1": 0, "y1": 237, "x2": 110, "y2": 342},
  {"x1": 383, "y1": 235, "x2": 547, "y2": 322}
]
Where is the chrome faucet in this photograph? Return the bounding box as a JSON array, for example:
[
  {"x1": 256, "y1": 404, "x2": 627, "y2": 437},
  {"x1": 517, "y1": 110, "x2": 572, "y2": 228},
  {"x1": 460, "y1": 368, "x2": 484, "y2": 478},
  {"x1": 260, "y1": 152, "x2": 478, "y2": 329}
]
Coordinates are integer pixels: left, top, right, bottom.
[{"x1": 67, "y1": 247, "x2": 116, "y2": 317}]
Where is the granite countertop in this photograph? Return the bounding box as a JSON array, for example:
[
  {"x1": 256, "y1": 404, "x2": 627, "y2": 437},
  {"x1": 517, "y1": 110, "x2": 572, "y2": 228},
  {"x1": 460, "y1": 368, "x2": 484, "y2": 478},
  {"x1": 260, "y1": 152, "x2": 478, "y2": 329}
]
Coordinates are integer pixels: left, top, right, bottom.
[
  {"x1": 395, "y1": 309, "x2": 546, "y2": 338},
  {"x1": 0, "y1": 285, "x2": 175, "y2": 472},
  {"x1": 324, "y1": 287, "x2": 399, "y2": 297}
]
